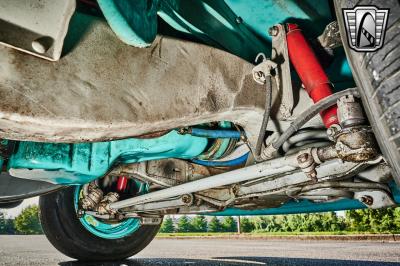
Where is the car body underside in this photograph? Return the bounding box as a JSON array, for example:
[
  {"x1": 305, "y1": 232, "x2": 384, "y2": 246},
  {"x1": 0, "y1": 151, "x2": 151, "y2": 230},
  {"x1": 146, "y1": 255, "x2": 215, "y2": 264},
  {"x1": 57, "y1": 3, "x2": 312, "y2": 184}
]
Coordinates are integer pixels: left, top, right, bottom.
[{"x1": 0, "y1": 0, "x2": 399, "y2": 222}]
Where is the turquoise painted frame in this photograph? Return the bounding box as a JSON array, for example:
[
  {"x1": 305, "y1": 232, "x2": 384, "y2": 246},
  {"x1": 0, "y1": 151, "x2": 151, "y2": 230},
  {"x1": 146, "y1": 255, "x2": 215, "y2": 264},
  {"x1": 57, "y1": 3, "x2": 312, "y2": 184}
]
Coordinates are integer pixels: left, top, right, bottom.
[
  {"x1": 99, "y1": 0, "x2": 354, "y2": 86},
  {"x1": 8, "y1": 130, "x2": 209, "y2": 184},
  {"x1": 212, "y1": 182, "x2": 400, "y2": 216}
]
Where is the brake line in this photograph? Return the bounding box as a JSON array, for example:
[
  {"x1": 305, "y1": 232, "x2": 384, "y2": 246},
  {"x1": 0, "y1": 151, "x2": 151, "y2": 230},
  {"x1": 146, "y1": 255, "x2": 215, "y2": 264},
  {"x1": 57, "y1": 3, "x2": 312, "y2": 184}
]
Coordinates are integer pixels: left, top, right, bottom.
[
  {"x1": 261, "y1": 87, "x2": 359, "y2": 159},
  {"x1": 254, "y1": 74, "x2": 273, "y2": 159}
]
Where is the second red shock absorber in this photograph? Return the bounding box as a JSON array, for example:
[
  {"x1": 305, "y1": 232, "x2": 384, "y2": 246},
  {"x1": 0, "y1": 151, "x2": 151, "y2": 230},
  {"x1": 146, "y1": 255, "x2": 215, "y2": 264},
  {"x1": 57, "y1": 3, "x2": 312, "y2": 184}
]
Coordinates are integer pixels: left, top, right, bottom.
[
  {"x1": 286, "y1": 23, "x2": 338, "y2": 128},
  {"x1": 117, "y1": 176, "x2": 128, "y2": 191}
]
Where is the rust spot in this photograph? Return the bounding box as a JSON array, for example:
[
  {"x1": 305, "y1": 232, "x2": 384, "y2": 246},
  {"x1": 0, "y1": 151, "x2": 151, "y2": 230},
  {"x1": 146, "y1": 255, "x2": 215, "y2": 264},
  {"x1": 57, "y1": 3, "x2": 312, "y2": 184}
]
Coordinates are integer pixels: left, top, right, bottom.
[
  {"x1": 135, "y1": 130, "x2": 171, "y2": 139},
  {"x1": 200, "y1": 91, "x2": 218, "y2": 112}
]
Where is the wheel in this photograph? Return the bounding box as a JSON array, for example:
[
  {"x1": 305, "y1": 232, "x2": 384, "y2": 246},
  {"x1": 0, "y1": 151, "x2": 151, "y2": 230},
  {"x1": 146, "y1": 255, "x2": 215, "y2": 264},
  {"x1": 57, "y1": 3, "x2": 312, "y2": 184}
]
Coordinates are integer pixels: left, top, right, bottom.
[
  {"x1": 335, "y1": 0, "x2": 400, "y2": 183},
  {"x1": 39, "y1": 186, "x2": 160, "y2": 261}
]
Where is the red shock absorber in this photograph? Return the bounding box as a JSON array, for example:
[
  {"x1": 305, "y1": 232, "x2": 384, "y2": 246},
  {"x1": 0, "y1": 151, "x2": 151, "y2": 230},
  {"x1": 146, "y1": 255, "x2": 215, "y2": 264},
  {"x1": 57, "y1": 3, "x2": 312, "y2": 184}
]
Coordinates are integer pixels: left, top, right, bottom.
[
  {"x1": 286, "y1": 23, "x2": 338, "y2": 128},
  {"x1": 116, "y1": 176, "x2": 128, "y2": 191}
]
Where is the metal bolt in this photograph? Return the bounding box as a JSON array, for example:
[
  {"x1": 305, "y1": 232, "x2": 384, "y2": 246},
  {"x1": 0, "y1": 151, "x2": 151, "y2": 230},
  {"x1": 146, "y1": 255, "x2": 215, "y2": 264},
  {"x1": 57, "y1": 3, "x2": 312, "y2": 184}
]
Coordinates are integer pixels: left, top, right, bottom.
[
  {"x1": 307, "y1": 170, "x2": 318, "y2": 182},
  {"x1": 195, "y1": 198, "x2": 203, "y2": 206},
  {"x1": 327, "y1": 128, "x2": 333, "y2": 136},
  {"x1": 235, "y1": 16, "x2": 243, "y2": 24},
  {"x1": 361, "y1": 195, "x2": 373, "y2": 206},
  {"x1": 231, "y1": 184, "x2": 240, "y2": 196},
  {"x1": 268, "y1": 26, "x2": 279, "y2": 36},
  {"x1": 255, "y1": 71, "x2": 264, "y2": 79},
  {"x1": 254, "y1": 71, "x2": 266, "y2": 84},
  {"x1": 76, "y1": 210, "x2": 84, "y2": 218},
  {"x1": 181, "y1": 194, "x2": 192, "y2": 205},
  {"x1": 327, "y1": 125, "x2": 340, "y2": 140},
  {"x1": 297, "y1": 153, "x2": 309, "y2": 163},
  {"x1": 32, "y1": 40, "x2": 46, "y2": 54},
  {"x1": 115, "y1": 213, "x2": 125, "y2": 220},
  {"x1": 31, "y1": 36, "x2": 52, "y2": 54}
]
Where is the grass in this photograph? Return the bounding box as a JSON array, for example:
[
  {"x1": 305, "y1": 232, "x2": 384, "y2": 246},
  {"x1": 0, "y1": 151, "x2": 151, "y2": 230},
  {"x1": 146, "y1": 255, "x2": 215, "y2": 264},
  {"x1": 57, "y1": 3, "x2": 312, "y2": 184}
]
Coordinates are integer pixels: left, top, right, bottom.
[{"x1": 156, "y1": 231, "x2": 399, "y2": 238}]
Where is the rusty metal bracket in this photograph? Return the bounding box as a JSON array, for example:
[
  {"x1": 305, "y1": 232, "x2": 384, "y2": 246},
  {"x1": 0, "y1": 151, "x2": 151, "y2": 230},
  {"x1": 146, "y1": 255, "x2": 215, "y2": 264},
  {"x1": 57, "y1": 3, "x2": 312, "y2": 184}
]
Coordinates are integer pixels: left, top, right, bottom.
[
  {"x1": 252, "y1": 24, "x2": 294, "y2": 121},
  {"x1": 317, "y1": 21, "x2": 342, "y2": 50},
  {"x1": 0, "y1": 0, "x2": 75, "y2": 61},
  {"x1": 270, "y1": 24, "x2": 294, "y2": 119},
  {"x1": 252, "y1": 53, "x2": 278, "y2": 85}
]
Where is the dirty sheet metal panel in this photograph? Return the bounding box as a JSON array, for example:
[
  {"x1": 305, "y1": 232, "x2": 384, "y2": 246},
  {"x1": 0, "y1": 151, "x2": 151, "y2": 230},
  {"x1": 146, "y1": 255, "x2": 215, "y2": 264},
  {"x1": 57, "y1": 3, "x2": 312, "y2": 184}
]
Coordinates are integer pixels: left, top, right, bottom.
[
  {"x1": 0, "y1": 13, "x2": 269, "y2": 149},
  {"x1": 0, "y1": 0, "x2": 75, "y2": 61}
]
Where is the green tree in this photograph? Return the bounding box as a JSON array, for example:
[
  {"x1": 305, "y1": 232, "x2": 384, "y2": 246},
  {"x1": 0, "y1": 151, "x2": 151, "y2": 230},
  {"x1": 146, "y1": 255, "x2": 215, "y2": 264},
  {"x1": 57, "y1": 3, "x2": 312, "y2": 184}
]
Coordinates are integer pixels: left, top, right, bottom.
[
  {"x1": 176, "y1": 215, "x2": 192, "y2": 232},
  {"x1": 394, "y1": 208, "x2": 400, "y2": 229},
  {"x1": 369, "y1": 208, "x2": 396, "y2": 232},
  {"x1": 251, "y1": 216, "x2": 270, "y2": 231},
  {"x1": 14, "y1": 205, "x2": 42, "y2": 235},
  {"x1": 323, "y1": 212, "x2": 345, "y2": 231},
  {"x1": 240, "y1": 217, "x2": 254, "y2": 233},
  {"x1": 0, "y1": 212, "x2": 15, "y2": 235},
  {"x1": 307, "y1": 213, "x2": 325, "y2": 232},
  {"x1": 346, "y1": 208, "x2": 397, "y2": 233},
  {"x1": 265, "y1": 216, "x2": 282, "y2": 232},
  {"x1": 208, "y1": 217, "x2": 222, "y2": 232},
  {"x1": 286, "y1": 214, "x2": 304, "y2": 232},
  {"x1": 190, "y1": 215, "x2": 208, "y2": 232},
  {"x1": 278, "y1": 215, "x2": 291, "y2": 232},
  {"x1": 221, "y1": 216, "x2": 237, "y2": 232},
  {"x1": 160, "y1": 217, "x2": 175, "y2": 233}
]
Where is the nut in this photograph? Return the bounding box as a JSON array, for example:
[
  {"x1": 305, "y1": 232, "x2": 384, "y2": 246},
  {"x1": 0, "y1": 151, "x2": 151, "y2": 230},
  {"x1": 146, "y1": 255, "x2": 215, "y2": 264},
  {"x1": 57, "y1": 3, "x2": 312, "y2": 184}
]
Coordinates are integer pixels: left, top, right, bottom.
[
  {"x1": 361, "y1": 195, "x2": 373, "y2": 206},
  {"x1": 297, "y1": 153, "x2": 309, "y2": 163},
  {"x1": 297, "y1": 151, "x2": 317, "y2": 182},
  {"x1": 268, "y1": 26, "x2": 279, "y2": 36},
  {"x1": 307, "y1": 170, "x2": 318, "y2": 183},
  {"x1": 235, "y1": 16, "x2": 243, "y2": 24},
  {"x1": 181, "y1": 194, "x2": 193, "y2": 205},
  {"x1": 254, "y1": 71, "x2": 266, "y2": 83}
]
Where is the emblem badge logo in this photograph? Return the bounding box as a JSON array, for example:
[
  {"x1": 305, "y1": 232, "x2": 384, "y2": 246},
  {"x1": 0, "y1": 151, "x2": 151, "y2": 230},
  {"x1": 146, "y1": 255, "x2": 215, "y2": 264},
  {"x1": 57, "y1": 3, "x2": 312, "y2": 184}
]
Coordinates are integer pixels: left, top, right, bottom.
[{"x1": 343, "y1": 6, "x2": 389, "y2": 52}]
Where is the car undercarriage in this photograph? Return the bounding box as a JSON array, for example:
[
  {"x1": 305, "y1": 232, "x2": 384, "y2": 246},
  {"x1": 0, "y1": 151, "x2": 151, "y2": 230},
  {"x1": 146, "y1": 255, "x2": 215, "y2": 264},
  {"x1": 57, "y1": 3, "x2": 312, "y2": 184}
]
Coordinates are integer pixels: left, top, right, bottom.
[{"x1": 0, "y1": 0, "x2": 399, "y2": 261}]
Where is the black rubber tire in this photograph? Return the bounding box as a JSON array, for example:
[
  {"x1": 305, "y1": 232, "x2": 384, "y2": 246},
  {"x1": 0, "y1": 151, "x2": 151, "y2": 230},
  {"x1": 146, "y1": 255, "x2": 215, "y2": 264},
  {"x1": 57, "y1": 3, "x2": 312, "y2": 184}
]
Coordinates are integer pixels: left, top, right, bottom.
[
  {"x1": 335, "y1": 0, "x2": 400, "y2": 184},
  {"x1": 39, "y1": 187, "x2": 160, "y2": 261}
]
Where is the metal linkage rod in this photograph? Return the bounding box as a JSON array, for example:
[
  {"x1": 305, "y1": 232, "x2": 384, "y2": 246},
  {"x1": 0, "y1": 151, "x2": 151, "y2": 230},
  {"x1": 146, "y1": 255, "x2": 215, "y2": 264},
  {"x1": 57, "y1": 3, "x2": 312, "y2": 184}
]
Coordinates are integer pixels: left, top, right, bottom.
[{"x1": 110, "y1": 154, "x2": 299, "y2": 210}]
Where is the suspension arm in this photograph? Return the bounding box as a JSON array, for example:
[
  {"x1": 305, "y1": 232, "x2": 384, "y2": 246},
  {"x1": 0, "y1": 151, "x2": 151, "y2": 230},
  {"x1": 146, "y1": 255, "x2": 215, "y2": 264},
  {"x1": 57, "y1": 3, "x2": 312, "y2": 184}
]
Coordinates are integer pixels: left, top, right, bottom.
[{"x1": 110, "y1": 153, "x2": 299, "y2": 210}]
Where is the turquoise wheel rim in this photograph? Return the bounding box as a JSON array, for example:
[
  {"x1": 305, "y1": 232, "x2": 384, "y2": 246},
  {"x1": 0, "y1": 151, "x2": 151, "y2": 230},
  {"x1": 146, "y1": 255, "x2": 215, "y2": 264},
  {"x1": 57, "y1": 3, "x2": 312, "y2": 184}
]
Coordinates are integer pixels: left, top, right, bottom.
[{"x1": 74, "y1": 186, "x2": 141, "y2": 239}]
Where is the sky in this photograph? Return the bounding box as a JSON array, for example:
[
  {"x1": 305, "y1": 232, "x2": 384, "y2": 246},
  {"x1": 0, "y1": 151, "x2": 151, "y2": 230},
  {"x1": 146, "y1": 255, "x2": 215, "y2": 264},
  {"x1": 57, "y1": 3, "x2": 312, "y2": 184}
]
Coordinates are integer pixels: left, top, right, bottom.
[{"x1": 1, "y1": 197, "x2": 38, "y2": 218}]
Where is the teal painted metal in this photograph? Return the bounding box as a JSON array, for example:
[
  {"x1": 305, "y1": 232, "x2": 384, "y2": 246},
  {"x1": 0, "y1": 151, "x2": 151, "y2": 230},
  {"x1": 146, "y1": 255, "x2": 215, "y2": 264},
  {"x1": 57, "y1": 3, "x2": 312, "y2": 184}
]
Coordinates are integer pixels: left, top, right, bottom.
[
  {"x1": 8, "y1": 130, "x2": 208, "y2": 184},
  {"x1": 224, "y1": 0, "x2": 332, "y2": 42},
  {"x1": 158, "y1": 0, "x2": 268, "y2": 62},
  {"x1": 210, "y1": 198, "x2": 366, "y2": 216},
  {"x1": 211, "y1": 181, "x2": 400, "y2": 216},
  {"x1": 390, "y1": 181, "x2": 400, "y2": 204},
  {"x1": 97, "y1": 0, "x2": 271, "y2": 61},
  {"x1": 98, "y1": 0, "x2": 353, "y2": 89},
  {"x1": 74, "y1": 186, "x2": 141, "y2": 239},
  {"x1": 326, "y1": 50, "x2": 355, "y2": 90},
  {"x1": 0, "y1": 139, "x2": 8, "y2": 170},
  {"x1": 97, "y1": 0, "x2": 159, "y2": 47}
]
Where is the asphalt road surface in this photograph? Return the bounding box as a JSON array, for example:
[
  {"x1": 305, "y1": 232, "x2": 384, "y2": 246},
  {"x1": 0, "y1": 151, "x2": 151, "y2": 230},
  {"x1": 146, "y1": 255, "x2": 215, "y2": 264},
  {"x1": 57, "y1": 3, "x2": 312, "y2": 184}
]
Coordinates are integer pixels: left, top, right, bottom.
[{"x1": 0, "y1": 236, "x2": 399, "y2": 266}]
